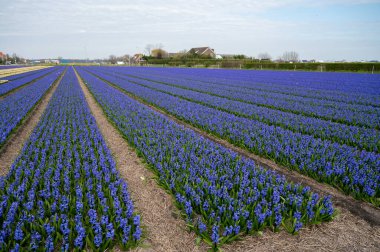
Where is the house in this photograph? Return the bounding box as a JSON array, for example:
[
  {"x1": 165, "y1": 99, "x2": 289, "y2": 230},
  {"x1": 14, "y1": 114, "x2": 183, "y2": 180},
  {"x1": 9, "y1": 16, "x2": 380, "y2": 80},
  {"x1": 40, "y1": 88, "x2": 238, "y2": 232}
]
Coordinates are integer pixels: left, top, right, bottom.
[
  {"x1": 187, "y1": 47, "x2": 216, "y2": 58},
  {"x1": 131, "y1": 54, "x2": 145, "y2": 64}
]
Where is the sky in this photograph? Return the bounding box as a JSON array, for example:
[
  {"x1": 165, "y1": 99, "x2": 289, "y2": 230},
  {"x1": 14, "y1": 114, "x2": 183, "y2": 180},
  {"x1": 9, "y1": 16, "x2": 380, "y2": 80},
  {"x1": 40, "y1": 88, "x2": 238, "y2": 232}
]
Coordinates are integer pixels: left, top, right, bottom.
[{"x1": 0, "y1": 0, "x2": 380, "y2": 61}]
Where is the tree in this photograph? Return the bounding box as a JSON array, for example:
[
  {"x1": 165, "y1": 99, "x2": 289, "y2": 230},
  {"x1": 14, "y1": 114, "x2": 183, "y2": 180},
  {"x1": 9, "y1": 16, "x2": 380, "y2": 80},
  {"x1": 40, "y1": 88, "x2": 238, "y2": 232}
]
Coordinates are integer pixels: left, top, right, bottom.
[
  {"x1": 108, "y1": 55, "x2": 117, "y2": 64},
  {"x1": 12, "y1": 53, "x2": 20, "y2": 64},
  {"x1": 5, "y1": 54, "x2": 10, "y2": 64},
  {"x1": 122, "y1": 54, "x2": 130, "y2": 64},
  {"x1": 282, "y1": 51, "x2": 299, "y2": 62},
  {"x1": 151, "y1": 48, "x2": 168, "y2": 59},
  {"x1": 145, "y1": 44, "x2": 154, "y2": 56},
  {"x1": 233, "y1": 54, "x2": 246, "y2": 59},
  {"x1": 257, "y1": 53, "x2": 271, "y2": 60},
  {"x1": 155, "y1": 43, "x2": 164, "y2": 49}
]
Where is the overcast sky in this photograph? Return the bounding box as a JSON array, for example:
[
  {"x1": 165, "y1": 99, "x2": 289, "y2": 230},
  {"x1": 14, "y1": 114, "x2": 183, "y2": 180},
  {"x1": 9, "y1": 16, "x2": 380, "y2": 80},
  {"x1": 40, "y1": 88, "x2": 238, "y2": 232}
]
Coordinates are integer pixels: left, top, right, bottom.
[{"x1": 0, "y1": 0, "x2": 379, "y2": 60}]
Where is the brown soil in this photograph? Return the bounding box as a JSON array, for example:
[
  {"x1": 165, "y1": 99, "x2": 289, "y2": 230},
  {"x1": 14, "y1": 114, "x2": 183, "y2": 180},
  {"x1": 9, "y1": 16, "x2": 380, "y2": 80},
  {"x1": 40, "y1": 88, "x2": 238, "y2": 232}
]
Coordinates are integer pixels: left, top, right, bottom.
[
  {"x1": 74, "y1": 68, "x2": 208, "y2": 252},
  {"x1": 223, "y1": 208, "x2": 380, "y2": 252},
  {"x1": 0, "y1": 69, "x2": 66, "y2": 176},
  {"x1": 79, "y1": 70, "x2": 380, "y2": 251}
]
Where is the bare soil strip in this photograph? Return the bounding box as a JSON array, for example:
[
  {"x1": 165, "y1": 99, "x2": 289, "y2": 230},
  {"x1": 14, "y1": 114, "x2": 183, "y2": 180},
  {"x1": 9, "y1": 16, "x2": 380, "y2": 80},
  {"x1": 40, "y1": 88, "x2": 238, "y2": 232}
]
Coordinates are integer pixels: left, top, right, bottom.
[
  {"x1": 95, "y1": 73, "x2": 380, "y2": 227},
  {"x1": 223, "y1": 208, "x2": 380, "y2": 252},
  {"x1": 74, "y1": 68, "x2": 207, "y2": 252},
  {"x1": 0, "y1": 68, "x2": 66, "y2": 177}
]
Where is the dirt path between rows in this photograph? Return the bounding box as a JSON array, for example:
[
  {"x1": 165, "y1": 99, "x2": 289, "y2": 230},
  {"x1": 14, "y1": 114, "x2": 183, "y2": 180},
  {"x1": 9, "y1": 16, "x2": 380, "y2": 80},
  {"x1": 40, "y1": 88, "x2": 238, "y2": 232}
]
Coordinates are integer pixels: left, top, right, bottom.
[
  {"x1": 74, "y1": 68, "x2": 207, "y2": 252},
  {"x1": 89, "y1": 72, "x2": 380, "y2": 251},
  {"x1": 0, "y1": 69, "x2": 66, "y2": 177}
]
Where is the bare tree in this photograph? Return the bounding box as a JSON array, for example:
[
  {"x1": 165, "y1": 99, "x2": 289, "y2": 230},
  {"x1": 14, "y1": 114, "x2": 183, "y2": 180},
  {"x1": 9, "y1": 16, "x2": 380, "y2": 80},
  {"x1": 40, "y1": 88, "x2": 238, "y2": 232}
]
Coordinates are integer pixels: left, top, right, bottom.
[
  {"x1": 257, "y1": 52, "x2": 271, "y2": 60},
  {"x1": 122, "y1": 54, "x2": 130, "y2": 63},
  {"x1": 282, "y1": 51, "x2": 299, "y2": 62},
  {"x1": 109, "y1": 55, "x2": 117, "y2": 64},
  {"x1": 176, "y1": 49, "x2": 187, "y2": 59},
  {"x1": 12, "y1": 53, "x2": 20, "y2": 64},
  {"x1": 145, "y1": 44, "x2": 154, "y2": 56}
]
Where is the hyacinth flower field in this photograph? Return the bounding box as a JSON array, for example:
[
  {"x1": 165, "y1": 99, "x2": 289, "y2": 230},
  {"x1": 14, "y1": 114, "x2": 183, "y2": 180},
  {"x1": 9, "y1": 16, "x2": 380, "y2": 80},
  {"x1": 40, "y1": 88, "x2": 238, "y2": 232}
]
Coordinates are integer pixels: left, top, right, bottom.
[
  {"x1": 79, "y1": 66, "x2": 380, "y2": 207},
  {"x1": 0, "y1": 68, "x2": 140, "y2": 251},
  {"x1": 0, "y1": 65, "x2": 379, "y2": 251},
  {"x1": 0, "y1": 67, "x2": 59, "y2": 96},
  {"x1": 76, "y1": 67, "x2": 335, "y2": 248},
  {"x1": 0, "y1": 67, "x2": 64, "y2": 148}
]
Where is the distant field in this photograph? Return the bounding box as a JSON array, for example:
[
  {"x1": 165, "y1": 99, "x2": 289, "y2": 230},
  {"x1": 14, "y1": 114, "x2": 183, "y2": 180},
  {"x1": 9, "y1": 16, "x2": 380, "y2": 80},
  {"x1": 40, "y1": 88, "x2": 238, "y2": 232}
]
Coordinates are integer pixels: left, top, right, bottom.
[
  {"x1": 0, "y1": 65, "x2": 52, "y2": 79},
  {"x1": 0, "y1": 65, "x2": 25, "y2": 70}
]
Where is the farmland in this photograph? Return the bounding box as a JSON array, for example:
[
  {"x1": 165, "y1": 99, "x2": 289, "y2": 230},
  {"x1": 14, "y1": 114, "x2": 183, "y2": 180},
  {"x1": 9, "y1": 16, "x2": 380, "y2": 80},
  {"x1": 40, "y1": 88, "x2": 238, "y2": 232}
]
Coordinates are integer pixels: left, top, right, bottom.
[
  {"x1": 0, "y1": 66, "x2": 379, "y2": 251},
  {"x1": 79, "y1": 67, "x2": 380, "y2": 206},
  {"x1": 0, "y1": 66, "x2": 53, "y2": 80}
]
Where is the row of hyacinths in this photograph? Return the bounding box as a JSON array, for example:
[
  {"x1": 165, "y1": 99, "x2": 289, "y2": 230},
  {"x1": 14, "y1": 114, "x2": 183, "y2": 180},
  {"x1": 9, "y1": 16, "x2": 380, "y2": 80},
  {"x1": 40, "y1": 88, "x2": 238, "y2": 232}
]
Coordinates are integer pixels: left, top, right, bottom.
[
  {"x1": 92, "y1": 67, "x2": 379, "y2": 152},
  {"x1": 77, "y1": 68, "x2": 335, "y2": 250},
  {"x1": 81, "y1": 67, "x2": 380, "y2": 207},
  {"x1": 0, "y1": 67, "x2": 51, "y2": 81},
  {"x1": 102, "y1": 66, "x2": 380, "y2": 106},
  {"x1": 0, "y1": 67, "x2": 64, "y2": 148},
  {"x1": 0, "y1": 68, "x2": 140, "y2": 251},
  {"x1": 92, "y1": 66, "x2": 380, "y2": 129},
  {"x1": 0, "y1": 67, "x2": 59, "y2": 96}
]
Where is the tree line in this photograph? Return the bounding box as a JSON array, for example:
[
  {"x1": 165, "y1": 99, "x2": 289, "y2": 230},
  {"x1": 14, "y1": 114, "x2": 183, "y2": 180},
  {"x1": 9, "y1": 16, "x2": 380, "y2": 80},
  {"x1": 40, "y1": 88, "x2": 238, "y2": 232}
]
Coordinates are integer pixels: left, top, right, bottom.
[{"x1": 0, "y1": 53, "x2": 26, "y2": 65}]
